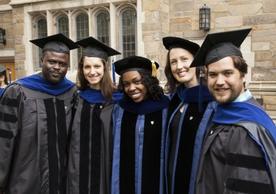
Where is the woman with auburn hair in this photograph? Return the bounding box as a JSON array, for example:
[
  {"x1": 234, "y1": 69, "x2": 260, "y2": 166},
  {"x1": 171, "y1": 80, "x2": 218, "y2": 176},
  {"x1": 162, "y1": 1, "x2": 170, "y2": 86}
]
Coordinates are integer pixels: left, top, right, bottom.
[
  {"x1": 162, "y1": 37, "x2": 216, "y2": 194},
  {"x1": 67, "y1": 37, "x2": 122, "y2": 194}
]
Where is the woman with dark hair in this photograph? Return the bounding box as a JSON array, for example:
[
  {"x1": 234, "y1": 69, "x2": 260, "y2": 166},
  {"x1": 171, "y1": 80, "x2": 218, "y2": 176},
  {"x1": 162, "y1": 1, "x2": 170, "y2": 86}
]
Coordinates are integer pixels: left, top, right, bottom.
[
  {"x1": 162, "y1": 37, "x2": 216, "y2": 194},
  {"x1": 0, "y1": 66, "x2": 8, "y2": 96},
  {"x1": 111, "y1": 56, "x2": 169, "y2": 194},
  {"x1": 67, "y1": 37, "x2": 122, "y2": 194}
]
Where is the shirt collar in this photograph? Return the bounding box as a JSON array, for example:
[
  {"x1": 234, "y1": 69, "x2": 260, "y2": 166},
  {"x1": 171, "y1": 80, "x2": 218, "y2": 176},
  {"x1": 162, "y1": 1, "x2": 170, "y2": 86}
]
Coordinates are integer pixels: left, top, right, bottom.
[{"x1": 233, "y1": 89, "x2": 252, "y2": 102}]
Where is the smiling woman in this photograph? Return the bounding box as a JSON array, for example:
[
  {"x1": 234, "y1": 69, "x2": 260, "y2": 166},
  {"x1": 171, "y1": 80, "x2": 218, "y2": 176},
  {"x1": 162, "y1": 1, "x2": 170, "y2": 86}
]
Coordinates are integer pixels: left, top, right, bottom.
[
  {"x1": 67, "y1": 36, "x2": 122, "y2": 194},
  {"x1": 162, "y1": 36, "x2": 216, "y2": 194},
  {"x1": 82, "y1": 56, "x2": 105, "y2": 90},
  {"x1": 121, "y1": 70, "x2": 147, "y2": 102},
  {"x1": 111, "y1": 56, "x2": 169, "y2": 194}
]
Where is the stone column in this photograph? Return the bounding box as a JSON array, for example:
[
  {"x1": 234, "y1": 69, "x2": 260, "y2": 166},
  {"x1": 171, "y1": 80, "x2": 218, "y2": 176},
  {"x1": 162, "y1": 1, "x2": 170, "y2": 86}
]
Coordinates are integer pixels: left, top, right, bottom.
[
  {"x1": 13, "y1": 6, "x2": 26, "y2": 78},
  {"x1": 142, "y1": 0, "x2": 169, "y2": 82}
]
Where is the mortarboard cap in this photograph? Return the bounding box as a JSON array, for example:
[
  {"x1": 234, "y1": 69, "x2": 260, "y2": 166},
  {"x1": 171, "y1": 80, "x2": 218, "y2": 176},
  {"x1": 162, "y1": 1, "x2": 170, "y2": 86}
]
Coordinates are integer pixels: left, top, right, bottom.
[
  {"x1": 163, "y1": 36, "x2": 200, "y2": 56},
  {"x1": 190, "y1": 28, "x2": 251, "y2": 67},
  {"x1": 76, "y1": 36, "x2": 121, "y2": 61},
  {"x1": 30, "y1": 33, "x2": 78, "y2": 54},
  {"x1": 114, "y1": 56, "x2": 159, "y2": 76}
]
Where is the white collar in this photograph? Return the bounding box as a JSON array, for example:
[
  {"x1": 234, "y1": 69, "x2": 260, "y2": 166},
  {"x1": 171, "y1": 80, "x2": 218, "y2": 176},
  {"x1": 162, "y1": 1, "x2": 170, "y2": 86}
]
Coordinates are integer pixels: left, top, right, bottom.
[{"x1": 233, "y1": 89, "x2": 252, "y2": 102}]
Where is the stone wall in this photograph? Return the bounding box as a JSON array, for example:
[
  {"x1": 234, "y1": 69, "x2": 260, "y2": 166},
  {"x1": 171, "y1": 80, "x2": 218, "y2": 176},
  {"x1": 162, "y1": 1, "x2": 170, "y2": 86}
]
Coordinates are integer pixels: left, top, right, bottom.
[
  {"x1": 250, "y1": 81, "x2": 276, "y2": 123},
  {"x1": 0, "y1": 0, "x2": 10, "y2": 5},
  {"x1": 142, "y1": 0, "x2": 170, "y2": 82},
  {"x1": 0, "y1": 10, "x2": 13, "y2": 49},
  {"x1": 12, "y1": 6, "x2": 25, "y2": 78},
  {"x1": 161, "y1": 0, "x2": 276, "y2": 121}
]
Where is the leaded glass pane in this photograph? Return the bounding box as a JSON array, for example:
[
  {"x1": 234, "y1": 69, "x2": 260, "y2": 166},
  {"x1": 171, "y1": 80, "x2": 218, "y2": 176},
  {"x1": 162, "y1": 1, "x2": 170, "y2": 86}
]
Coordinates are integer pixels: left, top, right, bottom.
[
  {"x1": 37, "y1": 18, "x2": 47, "y2": 68},
  {"x1": 97, "y1": 11, "x2": 110, "y2": 45},
  {"x1": 57, "y1": 15, "x2": 69, "y2": 37},
  {"x1": 121, "y1": 9, "x2": 136, "y2": 57},
  {"x1": 76, "y1": 13, "x2": 89, "y2": 61},
  {"x1": 37, "y1": 18, "x2": 47, "y2": 38}
]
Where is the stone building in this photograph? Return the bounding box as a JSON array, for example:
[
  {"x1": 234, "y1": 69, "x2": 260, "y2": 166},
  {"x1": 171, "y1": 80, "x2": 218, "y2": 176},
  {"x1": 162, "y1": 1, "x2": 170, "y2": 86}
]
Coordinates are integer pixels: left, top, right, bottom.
[{"x1": 0, "y1": 0, "x2": 275, "y2": 121}]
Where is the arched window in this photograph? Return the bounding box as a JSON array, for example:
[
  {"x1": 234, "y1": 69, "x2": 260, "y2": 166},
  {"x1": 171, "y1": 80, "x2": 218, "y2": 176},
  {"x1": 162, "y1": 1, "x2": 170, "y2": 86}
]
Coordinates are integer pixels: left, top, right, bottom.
[
  {"x1": 76, "y1": 13, "x2": 89, "y2": 60},
  {"x1": 76, "y1": 13, "x2": 89, "y2": 40},
  {"x1": 57, "y1": 15, "x2": 69, "y2": 37},
  {"x1": 121, "y1": 8, "x2": 136, "y2": 57},
  {"x1": 36, "y1": 18, "x2": 47, "y2": 69},
  {"x1": 96, "y1": 11, "x2": 110, "y2": 45},
  {"x1": 37, "y1": 18, "x2": 47, "y2": 38}
]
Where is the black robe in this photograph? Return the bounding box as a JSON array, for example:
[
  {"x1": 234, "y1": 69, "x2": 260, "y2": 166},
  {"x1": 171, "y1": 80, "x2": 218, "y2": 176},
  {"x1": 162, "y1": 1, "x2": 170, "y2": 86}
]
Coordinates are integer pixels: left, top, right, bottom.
[
  {"x1": 111, "y1": 96, "x2": 169, "y2": 194},
  {"x1": 165, "y1": 85, "x2": 215, "y2": 194},
  {"x1": 0, "y1": 80, "x2": 76, "y2": 194},
  {"x1": 195, "y1": 98, "x2": 276, "y2": 194},
  {"x1": 67, "y1": 89, "x2": 121, "y2": 194}
]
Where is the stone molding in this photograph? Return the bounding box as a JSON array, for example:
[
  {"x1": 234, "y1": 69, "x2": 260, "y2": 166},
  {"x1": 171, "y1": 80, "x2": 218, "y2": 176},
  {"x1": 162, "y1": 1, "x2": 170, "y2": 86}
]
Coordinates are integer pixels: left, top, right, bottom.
[
  {"x1": 10, "y1": 0, "x2": 48, "y2": 6},
  {"x1": 249, "y1": 81, "x2": 276, "y2": 92},
  {"x1": 0, "y1": 4, "x2": 12, "y2": 11}
]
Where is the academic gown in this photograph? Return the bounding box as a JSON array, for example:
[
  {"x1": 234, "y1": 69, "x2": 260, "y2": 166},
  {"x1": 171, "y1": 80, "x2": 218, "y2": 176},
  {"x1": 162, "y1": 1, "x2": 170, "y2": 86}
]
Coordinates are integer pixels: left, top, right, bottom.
[
  {"x1": 111, "y1": 95, "x2": 169, "y2": 194},
  {"x1": 0, "y1": 74, "x2": 77, "y2": 194},
  {"x1": 165, "y1": 85, "x2": 216, "y2": 194},
  {"x1": 195, "y1": 98, "x2": 276, "y2": 194},
  {"x1": 67, "y1": 88, "x2": 122, "y2": 194}
]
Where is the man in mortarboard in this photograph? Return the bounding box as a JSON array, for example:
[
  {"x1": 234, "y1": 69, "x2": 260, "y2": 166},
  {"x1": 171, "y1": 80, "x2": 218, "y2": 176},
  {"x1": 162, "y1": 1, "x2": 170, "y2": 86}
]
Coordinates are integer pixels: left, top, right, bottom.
[
  {"x1": 191, "y1": 28, "x2": 276, "y2": 194},
  {"x1": 0, "y1": 66, "x2": 8, "y2": 96},
  {"x1": 0, "y1": 33, "x2": 78, "y2": 194}
]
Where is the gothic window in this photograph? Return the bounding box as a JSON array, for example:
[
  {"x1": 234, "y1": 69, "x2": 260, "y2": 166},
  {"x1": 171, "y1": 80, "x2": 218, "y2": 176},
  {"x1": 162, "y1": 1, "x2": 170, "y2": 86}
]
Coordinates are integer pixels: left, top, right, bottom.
[
  {"x1": 36, "y1": 18, "x2": 47, "y2": 69},
  {"x1": 57, "y1": 15, "x2": 69, "y2": 37},
  {"x1": 37, "y1": 18, "x2": 47, "y2": 38},
  {"x1": 121, "y1": 8, "x2": 136, "y2": 57},
  {"x1": 76, "y1": 13, "x2": 89, "y2": 60},
  {"x1": 96, "y1": 11, "x2": 110, "y2": 45},
  {"x1": 76, "y1": 13, "x2": 89, "y2": 40}
]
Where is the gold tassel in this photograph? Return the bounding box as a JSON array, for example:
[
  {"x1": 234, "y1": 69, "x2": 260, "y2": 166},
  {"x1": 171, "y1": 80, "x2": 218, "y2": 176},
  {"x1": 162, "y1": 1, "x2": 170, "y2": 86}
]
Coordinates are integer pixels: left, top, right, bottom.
[{"x1": 151, "y1": 60, "x2": 157, "y2": 77}]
